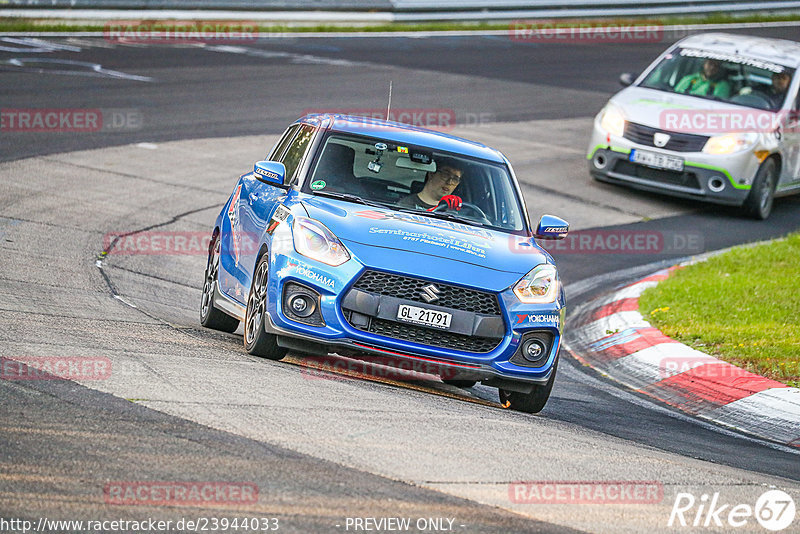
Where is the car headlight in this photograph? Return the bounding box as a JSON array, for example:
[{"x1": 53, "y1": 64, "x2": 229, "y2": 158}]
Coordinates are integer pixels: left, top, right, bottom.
[
  {"x1": 599, "y1": 104, "x2": 626, "y2": 137},
  {"x1": 513, "y1": 264, "x2": 559, "y2": 304},
  {"x1": 702, "y1": 133, "x2": 759, "y2": 155},
  {"x1": 292, "y1": 217, "x2": 350, "y2": 266}
]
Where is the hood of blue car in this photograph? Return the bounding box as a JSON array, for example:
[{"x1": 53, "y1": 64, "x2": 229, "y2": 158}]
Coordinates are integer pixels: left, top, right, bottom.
[{"x1": 301, "y1": 196, "x2": 548, "y2": 282}]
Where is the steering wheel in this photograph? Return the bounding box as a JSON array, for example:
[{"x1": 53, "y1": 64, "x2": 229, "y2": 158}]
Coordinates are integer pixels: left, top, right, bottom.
[
  {"x1": 433, "y1": 201, "x2": 491, "y2": 224},
  {"x1": 731, "y1": 90, "x2": 773, "y2": 109}
]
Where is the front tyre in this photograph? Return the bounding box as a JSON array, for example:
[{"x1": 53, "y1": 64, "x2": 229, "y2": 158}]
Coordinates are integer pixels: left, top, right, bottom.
[
  {"x1": 200, "y1": 235, "x2": 240, "y2": 333},
  {"x1": 244, "y1": 254, "x2": 287, "y2": 361},
  {"x1": 742, "y1": 158, "x2": 777, "y2": 220},
  {"x1": 499, "y1": 359, "x2": 557, "y2": 414}
]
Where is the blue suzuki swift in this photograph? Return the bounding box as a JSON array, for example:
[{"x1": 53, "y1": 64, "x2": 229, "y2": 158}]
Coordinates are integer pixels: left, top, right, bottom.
[{"x1": 200, "y1": 114, "x2": 569, "y2": 413}]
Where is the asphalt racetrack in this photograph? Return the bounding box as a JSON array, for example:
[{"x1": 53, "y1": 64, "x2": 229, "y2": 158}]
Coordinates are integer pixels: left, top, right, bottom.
[{"x1": 1, "y1": 27, "x2": 799, "y2": 533}]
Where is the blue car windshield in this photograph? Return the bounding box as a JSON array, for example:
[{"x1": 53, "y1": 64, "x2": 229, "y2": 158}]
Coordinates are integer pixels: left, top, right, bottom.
[
  {"x1": 639, "y1": 47, "x2": 795, "y2": 111},
  {"x1": 305, "y1": 134, "x2": 526, "y2": 233}
]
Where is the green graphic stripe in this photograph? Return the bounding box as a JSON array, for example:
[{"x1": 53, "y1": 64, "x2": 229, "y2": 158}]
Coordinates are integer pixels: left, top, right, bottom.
[
  {"x1": 586, "y1": 145, "x2": 631, "y2": 160},
  {"x1": 685, "y1": 161, "x2": 750, "y2": 190}
]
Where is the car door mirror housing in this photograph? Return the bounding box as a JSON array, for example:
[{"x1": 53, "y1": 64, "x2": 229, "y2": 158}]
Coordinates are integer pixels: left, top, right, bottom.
[
  {"x1": 619, "y1": 72, "x2": 635, "y2": 87},
  {"x1": 534, "y1": 215, "x2": 569, "y2": 240},
  {"x1": 253, "y1": 161, "x2": 286, "y2": 186}
]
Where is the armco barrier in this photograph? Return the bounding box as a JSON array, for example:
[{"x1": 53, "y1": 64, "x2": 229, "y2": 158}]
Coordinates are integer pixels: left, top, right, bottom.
[{"x1": 4, "y1": 0, "x2": 800, "y2": 21}]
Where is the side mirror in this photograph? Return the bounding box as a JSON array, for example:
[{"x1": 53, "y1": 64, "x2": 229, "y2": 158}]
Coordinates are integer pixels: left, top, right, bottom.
[
  {"x1": 619, "y1": 72, "x2": 635, "y2": 87},
  {"x1": 253, "y1": 160, "x2": 285, "y2": 186},
  {"x1": 534, "y1": 215, "x2": 569, "y2": 240}
]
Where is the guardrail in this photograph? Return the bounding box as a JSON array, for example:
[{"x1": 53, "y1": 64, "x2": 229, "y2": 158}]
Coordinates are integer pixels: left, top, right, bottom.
[{"x1": 3, "y1": 0, "x2": 800, "y2": 22}]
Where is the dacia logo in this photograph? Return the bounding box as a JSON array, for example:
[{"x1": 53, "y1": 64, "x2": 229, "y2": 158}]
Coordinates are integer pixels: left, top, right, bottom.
[
  {"x1": 420, "y1": 284, "x2": 441, "y2": 303},
  {"x1": 653, "y1": 132, "x2": 671, "y2": 148}
]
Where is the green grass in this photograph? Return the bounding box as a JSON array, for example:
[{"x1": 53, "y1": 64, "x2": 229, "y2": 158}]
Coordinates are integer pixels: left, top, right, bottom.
[
  {"x1": 2, "y1": 12, "x2": 800, "y2": 34},
  {"x1": 639, "y1": 233, "x2": 800, "y2": 388}
]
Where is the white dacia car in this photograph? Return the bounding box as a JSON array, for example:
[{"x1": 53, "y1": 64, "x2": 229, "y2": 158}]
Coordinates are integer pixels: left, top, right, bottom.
[{"x1": 588, "y1": 32, "x2": 800, "y2": 219}]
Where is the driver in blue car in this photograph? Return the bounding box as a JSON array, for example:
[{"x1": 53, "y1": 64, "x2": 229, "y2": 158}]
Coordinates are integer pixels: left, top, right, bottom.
[{"x1": 398, "y1": 157, "x2": 464, "y2": 211}]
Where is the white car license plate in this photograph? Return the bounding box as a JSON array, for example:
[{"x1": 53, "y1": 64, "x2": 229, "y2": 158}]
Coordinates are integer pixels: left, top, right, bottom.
[
  {"x1": 630, "y1": 149, "x2": 684, "y2": 172},
  {"x1": 397, "y1": 304, "x2": 452, "y2": 330}
]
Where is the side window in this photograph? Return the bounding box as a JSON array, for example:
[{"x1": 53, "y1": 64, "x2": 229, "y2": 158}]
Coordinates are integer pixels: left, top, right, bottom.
[
  {"x1": 280, "y1": 125, "x2": 316, "y2": 184},
  {"x1": 791, "y1": 91, "x2": 800, "y2": 123},
  {"x1": 268, "y1": 126, "x2": 298, "y2": 161}
]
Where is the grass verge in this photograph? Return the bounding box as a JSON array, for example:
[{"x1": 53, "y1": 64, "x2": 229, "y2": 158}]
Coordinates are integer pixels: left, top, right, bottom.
[{"x1": 639, "y1": 233, "x2": 800, "y2": 388}]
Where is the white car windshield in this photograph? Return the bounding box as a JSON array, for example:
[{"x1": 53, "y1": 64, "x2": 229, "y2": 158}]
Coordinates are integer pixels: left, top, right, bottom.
[
  {"x1": 640, "y1": 47, "x2": 795, "y2": 111},
  {"x1": 306, "y1": 134, "x2": 526, "y2": 233}
]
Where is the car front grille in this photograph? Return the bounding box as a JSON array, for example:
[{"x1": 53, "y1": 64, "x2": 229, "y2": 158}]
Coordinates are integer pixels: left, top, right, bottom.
[
  {"x1": 345, "y1": 315, "x2": 502, "y2": 354},
  {"x1": 342, "y1": 270, "x2": 505, "y2": 354},
  {"x1": 352, "y1": 270, "x2": 501, "y2": 316},
  {"x1": 613, "y1": 160, "x2": 701, "y2": 190},
  {"x1": 624, "y1": 122, "x2": 709, "y2": 153}
]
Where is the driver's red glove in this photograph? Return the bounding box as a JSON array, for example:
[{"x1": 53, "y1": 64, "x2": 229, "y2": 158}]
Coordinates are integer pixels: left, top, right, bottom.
[{"x1": 436, "y1": 195, "x2": 462, "y2": 211}]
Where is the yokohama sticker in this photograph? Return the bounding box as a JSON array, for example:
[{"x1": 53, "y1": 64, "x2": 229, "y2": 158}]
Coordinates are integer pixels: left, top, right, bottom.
[
  {"x1": 515, "y1": 313, "x2": 560, "y2": 326},
  {"x1": 288, "y1": 261, "x2": 334, "y2": 288}
]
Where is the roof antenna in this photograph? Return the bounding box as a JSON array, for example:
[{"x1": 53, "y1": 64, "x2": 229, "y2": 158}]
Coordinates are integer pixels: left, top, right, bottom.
[{"x1": 386, "y1": 80, "x2": 393, "y2": 121}]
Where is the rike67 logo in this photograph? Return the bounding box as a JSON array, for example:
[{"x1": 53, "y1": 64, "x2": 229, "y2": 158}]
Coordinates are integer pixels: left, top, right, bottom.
[{"x1": 669, "y1": 490, "x2": 796, "y2": 531}]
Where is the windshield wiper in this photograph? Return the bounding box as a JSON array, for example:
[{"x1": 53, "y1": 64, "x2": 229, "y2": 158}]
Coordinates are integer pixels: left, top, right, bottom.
[
  {"x1": 310, "y1": 190, "x2": 390, "y2": 209},
  {"x1": 430, "y1": 211, "x2": 486, "y2": 227},
  {"x1": 394, "y1": 206, "x2": 485, "y2": 228}
]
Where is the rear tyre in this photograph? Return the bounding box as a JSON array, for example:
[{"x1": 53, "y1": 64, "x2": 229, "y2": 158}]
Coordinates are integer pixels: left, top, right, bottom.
[
  {"x1": 200, "y1": 235, "x2": 240, "y2": 333},
  {"x1": 244, "y1": 254, "x2": 287, "y2": 361},
  {"x1": 742, "y1": 158, "x2": 777, "y2": 220},
  {"x1": 499, "y1": 359, "x2": 557, "y2": 414},
  {"x1": 443, "y1": 379, "x2": 478, "y2": 388}
]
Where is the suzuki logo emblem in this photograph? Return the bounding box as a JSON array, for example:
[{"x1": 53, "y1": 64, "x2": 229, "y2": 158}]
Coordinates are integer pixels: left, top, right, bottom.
[
  {"x1": 653, "y1": 132, "x2": 671, "y2": 148},
  {"x1": 420, "y1": 284, "x2": 441, "y2": 303}
]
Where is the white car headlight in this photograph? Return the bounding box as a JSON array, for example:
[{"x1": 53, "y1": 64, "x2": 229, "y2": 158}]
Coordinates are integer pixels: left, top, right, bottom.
[
  {"x1": 702, "y1": 132, "x2": 759, "y2": 155},
  {"x1": 599, "y1": 104, "x2": 626, "y2": 137},
  {"x1": 513, "y1": 264, "x2": 559, "y2": 304},
  {"x1": 292, "y1": 217, "x2": 350, "y2": 266}
]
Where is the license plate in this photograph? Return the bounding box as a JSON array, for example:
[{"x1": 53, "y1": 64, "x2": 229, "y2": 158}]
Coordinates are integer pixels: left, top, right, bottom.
[
  {"x1": 630, "y1": 149, "x2": 684, "y2": 172},
  {"x1": 397, "y1": 304, "x2": 452, "y2": 330}
]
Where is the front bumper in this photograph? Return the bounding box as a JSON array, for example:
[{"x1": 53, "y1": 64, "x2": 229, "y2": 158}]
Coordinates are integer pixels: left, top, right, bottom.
[
  {"x1": 261, "y1": 251, "x2": 564, "y2": 385},
  {"x1": 587, "y1": 126, "x2": 759, "y2": 206}
]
